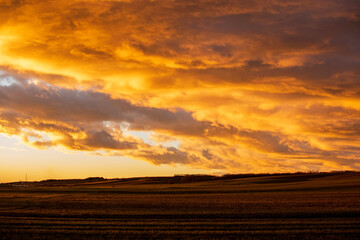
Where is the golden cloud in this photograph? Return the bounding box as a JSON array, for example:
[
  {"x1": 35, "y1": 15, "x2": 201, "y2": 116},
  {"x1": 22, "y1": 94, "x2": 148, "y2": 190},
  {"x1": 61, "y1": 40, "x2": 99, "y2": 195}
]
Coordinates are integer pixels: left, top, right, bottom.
[{"x1": 0, "y1": 0, "x2": 359, "y2": 172}]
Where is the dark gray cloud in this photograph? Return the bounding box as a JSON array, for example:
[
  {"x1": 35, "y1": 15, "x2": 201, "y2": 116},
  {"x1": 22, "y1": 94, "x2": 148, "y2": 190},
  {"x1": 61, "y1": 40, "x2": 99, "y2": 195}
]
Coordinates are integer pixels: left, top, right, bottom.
[{"x1": 0, "y1": 75, "x2": 322, "y2": 161}]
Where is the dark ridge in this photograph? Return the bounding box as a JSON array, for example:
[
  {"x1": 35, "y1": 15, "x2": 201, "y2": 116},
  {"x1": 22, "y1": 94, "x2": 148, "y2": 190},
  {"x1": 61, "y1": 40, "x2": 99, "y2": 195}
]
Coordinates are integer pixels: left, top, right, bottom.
[{"x1": 1, "y1": 171, "x2": 358, "y2": 186}]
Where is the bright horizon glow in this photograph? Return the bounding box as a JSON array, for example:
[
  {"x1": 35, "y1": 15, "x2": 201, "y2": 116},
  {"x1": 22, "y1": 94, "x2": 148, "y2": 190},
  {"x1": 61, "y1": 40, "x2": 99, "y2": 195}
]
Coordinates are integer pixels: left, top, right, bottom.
[{"x1": 0, "y1": 134, "x2": 210, "y2": 183}]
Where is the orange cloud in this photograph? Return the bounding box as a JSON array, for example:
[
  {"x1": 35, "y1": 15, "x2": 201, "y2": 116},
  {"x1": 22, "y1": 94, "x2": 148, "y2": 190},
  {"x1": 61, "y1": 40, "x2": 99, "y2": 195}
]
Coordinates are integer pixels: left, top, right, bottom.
[{"x1": 0, "y1": 0, "x2": 359, "y2": 173}]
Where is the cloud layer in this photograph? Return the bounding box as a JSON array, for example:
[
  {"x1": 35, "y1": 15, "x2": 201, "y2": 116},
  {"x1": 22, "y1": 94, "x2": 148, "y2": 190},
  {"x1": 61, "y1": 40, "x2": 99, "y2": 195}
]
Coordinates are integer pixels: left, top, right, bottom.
[{"x1": 0, "y1": 0, "x2": 359, "y2": 172}]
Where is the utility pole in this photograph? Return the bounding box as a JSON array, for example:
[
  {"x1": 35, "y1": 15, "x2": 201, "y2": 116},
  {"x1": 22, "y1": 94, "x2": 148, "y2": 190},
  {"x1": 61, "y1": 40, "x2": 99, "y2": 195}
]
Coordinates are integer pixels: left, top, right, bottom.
[{"x1": 25, "y1": 173, "x2": 27, "y2": 182}]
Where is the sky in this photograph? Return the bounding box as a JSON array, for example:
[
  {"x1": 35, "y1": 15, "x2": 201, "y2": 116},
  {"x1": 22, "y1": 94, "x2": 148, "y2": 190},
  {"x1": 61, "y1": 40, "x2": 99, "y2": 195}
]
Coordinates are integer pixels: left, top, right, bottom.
[{"x1": 0, "y1": 0, "x2": 359, "y2": 182}]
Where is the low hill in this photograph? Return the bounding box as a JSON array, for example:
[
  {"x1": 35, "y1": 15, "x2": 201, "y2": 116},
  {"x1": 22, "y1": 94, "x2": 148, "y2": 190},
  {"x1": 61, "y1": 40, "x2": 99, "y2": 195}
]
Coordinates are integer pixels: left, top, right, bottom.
[{"x1": 1, "y1": 171, "x2": 359, "y2": 193}]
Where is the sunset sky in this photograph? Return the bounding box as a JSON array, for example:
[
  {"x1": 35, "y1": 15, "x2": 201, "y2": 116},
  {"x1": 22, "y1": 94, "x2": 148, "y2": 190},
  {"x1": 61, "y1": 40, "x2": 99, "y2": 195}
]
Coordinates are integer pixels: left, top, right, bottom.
[{"x1": 0, "y1": 0, "x2": 359, "y2": 182}]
